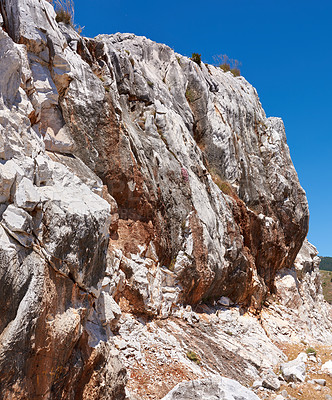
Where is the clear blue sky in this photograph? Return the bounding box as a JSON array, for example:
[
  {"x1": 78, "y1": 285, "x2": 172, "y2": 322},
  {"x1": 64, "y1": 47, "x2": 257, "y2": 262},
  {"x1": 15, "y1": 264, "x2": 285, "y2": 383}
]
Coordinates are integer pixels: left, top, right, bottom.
[{"x1": 75, "y1": 0, "x2": 332, "y2": 256}]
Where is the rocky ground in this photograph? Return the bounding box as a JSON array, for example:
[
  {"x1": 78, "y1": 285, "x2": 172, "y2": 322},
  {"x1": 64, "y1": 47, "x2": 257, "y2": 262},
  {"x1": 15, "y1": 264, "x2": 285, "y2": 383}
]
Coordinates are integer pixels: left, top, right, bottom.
[{"x1": 113, "y1": 299, "x2": 332, "y2": 400}]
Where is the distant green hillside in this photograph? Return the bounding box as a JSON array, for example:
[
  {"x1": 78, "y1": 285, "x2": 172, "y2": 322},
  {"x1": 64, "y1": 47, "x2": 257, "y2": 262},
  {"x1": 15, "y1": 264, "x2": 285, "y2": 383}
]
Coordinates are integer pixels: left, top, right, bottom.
[{"x1": 320, "y1": 256, "x2": 332, "y2": 271}]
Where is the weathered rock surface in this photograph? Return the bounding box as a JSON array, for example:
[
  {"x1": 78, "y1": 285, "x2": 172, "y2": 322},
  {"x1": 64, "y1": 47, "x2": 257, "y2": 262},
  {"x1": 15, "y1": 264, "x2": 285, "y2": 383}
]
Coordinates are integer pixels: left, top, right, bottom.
[
  {"x1": 261, "y1": 370, "x2": 281, "y2": 391},
  {"x1": 0, "y1": 0, "x2": 331, "y2": 399},
  {"x1": 280, "y1": 353, "x2": 307, "y2": 382},
  {"x1": 0, "y1": 2, "x2": 126, "y2": 398},
  {"x1": 2, "y1": 0, "x2": 310, "y2": 318},
  {"x1": 61, "y1": 31, "x2": 309, "y2": 313},
  {"x1": 161, "y1": 376, "x2": 260, "y2": 400},
  {"x1": 322, "y1": 361, "x2": 332, "y2": 375},
  {"x1": 261, "y1": 240, "x2": 332, "y2": 344}
]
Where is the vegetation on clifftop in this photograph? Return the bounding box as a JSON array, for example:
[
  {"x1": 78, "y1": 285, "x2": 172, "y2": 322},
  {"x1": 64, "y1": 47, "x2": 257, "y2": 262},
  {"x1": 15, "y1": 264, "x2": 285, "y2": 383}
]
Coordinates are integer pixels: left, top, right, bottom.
[{"x1": 320, "y1": 256, "x2": 332, "y2": 271}]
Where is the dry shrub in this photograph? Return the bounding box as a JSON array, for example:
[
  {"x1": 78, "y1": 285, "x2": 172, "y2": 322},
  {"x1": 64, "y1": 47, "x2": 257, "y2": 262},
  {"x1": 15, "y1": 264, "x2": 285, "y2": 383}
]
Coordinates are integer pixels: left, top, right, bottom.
[
  {"x1": 191, "y1": 53, "x2": 202, "y2": 66},
  {"x1": 54, "y1": 0, "x2": 74, "y2": 25},
  {"x1": 209, "y1": 167, "x2": 234, "y2": 196},
  {"x1": 213, "y1": 54, "x2": 241, "y2": 77}
]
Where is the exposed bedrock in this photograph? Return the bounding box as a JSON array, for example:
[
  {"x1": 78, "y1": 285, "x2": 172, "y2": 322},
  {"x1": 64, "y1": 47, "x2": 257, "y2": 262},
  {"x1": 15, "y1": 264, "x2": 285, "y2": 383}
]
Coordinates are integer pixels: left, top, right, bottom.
[
  {"x1": 0, "y1": 0, "x2": 322, "y2": 398},
  {"x1": 0, "y1": 0, "x2": 309, "y2": 317},
  {"x1": 0, "y1": 1, "x2": 126, "y2": 398},
  {"x1": 59, "y1": 31, "x2": 308, "y2": 312}
]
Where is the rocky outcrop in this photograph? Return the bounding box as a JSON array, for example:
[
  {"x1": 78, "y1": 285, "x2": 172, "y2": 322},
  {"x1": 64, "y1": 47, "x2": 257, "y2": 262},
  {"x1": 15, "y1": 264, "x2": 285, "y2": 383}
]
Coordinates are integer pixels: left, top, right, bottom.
[
  {"x1": 56, "y1": 29, "x2": 309, "y2": 314},
  {"x1": 0, "y1": 0, "x2": 330, "y2": 399},
  {"x1": 0, "y1": 2, "x2": 126, "y2": 398},
  {"x1": 261, "y1": 239, "x2": 332, "y2": 344},
  {"x1": 1, "y1": 0, "x2": 309, "y2": 317}
]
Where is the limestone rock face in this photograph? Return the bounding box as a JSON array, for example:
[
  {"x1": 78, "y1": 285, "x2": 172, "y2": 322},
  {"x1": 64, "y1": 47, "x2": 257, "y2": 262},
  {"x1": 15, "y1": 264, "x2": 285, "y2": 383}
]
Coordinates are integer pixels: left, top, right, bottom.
[
  {"x1": 0, "y1": 0, "x2": 329, "y2": 399},
  {"x1": 41, "y1": 26, "x2": 309, "y2": 314},
  {"x1": 0, "y1": 3, "x2": 126, "y2": 398},
  {"x1": 1, "y1": 0, "x2": 309, "y2": 315}
]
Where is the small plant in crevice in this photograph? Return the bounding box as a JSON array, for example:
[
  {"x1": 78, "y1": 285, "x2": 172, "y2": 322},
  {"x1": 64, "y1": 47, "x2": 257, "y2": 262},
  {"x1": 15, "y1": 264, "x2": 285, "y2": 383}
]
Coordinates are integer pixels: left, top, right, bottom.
[
  {"x1": 146, "y1": 80, "x2": 154, "y2": 88},
  {"x1": 168, "y1": 258, "x2": 176, "y2": 272},
  {"x1": 185, "y1": 88, "x2": 195, "y2": 103},
  {"x1": 191, "y1": 53, "x2": 201, "y2": 66},
  {"x1": 219, "y1": 62, "x2": 230, "y2": 72},
  {"x1": 181, "y1": 167, "x2": 189, "y2": 182},
  {"x1": 209, "y1": 167, "x2": 233, "y2": 196},
  {"x1": 230, "y1": 67, "x2": 241, "y2": 77},
  {"x1": 306, "y1": 347, "x2": 317, "y2": 356},
  {"x1": 186, "y1": 350, "x2": 201, "y2": 364}
]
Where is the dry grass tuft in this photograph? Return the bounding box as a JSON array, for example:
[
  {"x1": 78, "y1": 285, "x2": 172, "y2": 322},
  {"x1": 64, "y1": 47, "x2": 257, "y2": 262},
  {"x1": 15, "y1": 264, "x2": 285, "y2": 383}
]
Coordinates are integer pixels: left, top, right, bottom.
[{"x1": 54, "y1": 0, "x2": 74, "y2": 24}]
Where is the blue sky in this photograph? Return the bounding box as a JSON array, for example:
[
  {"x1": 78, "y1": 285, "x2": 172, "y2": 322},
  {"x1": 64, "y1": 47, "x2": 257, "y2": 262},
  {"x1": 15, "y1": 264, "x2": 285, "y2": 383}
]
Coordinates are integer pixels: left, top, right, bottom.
[{"x1": 75, "y1": 0, "x2": 332, "y2": 256}]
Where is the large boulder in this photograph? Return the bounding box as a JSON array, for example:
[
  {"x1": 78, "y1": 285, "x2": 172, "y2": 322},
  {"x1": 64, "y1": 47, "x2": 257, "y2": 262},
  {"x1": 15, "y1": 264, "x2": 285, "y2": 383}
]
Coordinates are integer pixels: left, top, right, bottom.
[
  {"x1": 161, "y1": 376, "x2": 260, "y2": 400},
  {"x1": 280, "y1": 353, "x2": 307, "y2": 382}
]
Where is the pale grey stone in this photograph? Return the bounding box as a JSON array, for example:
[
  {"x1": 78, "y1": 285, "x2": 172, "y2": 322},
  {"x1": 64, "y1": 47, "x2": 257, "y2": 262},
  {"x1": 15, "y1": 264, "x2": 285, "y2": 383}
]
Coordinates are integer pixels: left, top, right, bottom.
[
  {"x1": 313, "y1": 378, "x2": 326, "y2": 386},
  {"x1": 14, "y1": 177, "x2": 40, "y2": 211},
  {"x1": 262, "y1": 370, "x2": 281, "y2": 391},
  {"x1": 161, "y1": 376, "x2": 260, "y2": 400},
  {"x1": 218, "y1": 296, "x2": 231, "y2": 307},
  {"x1": 281, "y1": 353, "x2": 307, "y2": 382},
  {"x1": 322, "y1": 360, "x2": 332, "y2": 374},
  {"x1": 0, "y1": 160, "x2": 17, "y2": 203},
  {"x1": 1, "y1": 204, "x2": 33, "y2": 247},
  {"x1": 252, "y1": 380, "x2": 263, "y2": 389}
]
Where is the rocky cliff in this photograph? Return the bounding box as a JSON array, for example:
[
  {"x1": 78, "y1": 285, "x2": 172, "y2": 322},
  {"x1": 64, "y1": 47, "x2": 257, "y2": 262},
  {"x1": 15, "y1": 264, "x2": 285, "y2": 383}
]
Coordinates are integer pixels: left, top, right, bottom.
[{"x1": 0, "y1": 1, "x2": 331, "y2": 399}]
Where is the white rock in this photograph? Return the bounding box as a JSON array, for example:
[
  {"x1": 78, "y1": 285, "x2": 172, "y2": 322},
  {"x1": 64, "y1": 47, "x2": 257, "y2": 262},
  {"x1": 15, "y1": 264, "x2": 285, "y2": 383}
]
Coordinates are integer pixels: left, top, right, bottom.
[
  {"x1": 313, "y1": 378, "x2": 326, "y2": 386},
  {"x1": 321, "y1": 360, "x2": 332, "y2": 374},
  {"x1": 218, "y1": 296, "x2": 231, "y2": 307},
  {"x1": 0, "y1": 30, "x2": 21, "y2": 105},
  {"x1": 252, "y1": 380, "x2": 263, "y2": 389},
  {"x1": 281, "y1": 353, "x2": 307, "y2": 382},
  {"x1": 35, "y1": 155, "x2": 53, "y2": 186},
  {"x1": 97, "y1": 291, "x2": 122, "y2": 329},
  {"x1": 14, "y1": 177, "x2": 40, "y2": 211},
  {"x1": 1, "y1": 204, "x2": 33, "y2": 247},
  {"x1": 0, "y1": 161, "x2": 17, "y2": 203},
  {"x1": 161, "y1": 376, "x2": 260, "y2": 400},
  {"x1": 262, "y1": 370, "x2": 281, "y2": 391}
]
